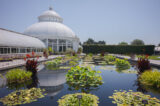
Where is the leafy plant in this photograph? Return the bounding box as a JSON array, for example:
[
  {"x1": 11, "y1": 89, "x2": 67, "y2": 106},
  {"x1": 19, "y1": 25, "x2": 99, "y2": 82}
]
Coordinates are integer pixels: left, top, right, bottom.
[
  {"x1": 25, "y1": 52, "x2": 39, "y2": 74},
  {"x1": 109, "y1": 90, "x2": 160, "y2": 106},
  {"x1": 115, "y1": 58, "x2": 131, "y2": 70},
  {"x1": 137, "y1": 55, "x2": 151, "y2": 73},
  {"x1": 83, "y1": 55, "x2": 93, "y2": 62},
  {"x1": 66, "y1": 66, "x2": 103, "y2": 92},
  {"x1": 58, "y1": 93, "x2": 99, "y2": 106},
  {"x1": 69, "y1": 60, "x2": 78, "y2": 67},
  {"x1": 6, "y1": 69, "x2": 32, "y2": 84},
  {"x1": 45, "y1": 59, "x2": 62, "y2": 70},
  {"x1": 0, "y1": 88, "x2": 46, "y2": 106},
  {"x1": 88, "y1": 53, "x2": 93, "y2": 57},
  {"x1": 104, "y1": 55, "x2": 116, "y2": 65},
  {"x1": 139, "y1": 70, "x2": 160, "y2": 88}
]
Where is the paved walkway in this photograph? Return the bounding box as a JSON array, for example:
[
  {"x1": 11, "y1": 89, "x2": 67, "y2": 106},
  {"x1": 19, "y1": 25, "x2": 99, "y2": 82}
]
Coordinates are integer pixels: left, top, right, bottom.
[
  {"x1": 0, "y1": 55, "x2": 63, "y2": 71},
  {"x1": 112, "y1": 54, "x2": 160, "y2": 68}
]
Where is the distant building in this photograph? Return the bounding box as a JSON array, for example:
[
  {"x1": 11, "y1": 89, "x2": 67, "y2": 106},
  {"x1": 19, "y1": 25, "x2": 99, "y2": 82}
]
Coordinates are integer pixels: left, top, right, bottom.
[
  {"x1": 155, "y1": 46, "x2": 160, "y2": 54},
  {"x1": 24, "y1": 7, "x2": 80, "y2": 52}
]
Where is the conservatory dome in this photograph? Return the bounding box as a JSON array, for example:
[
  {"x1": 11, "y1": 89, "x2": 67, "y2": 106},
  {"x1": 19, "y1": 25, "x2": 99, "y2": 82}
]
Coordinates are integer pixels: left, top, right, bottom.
[
  {"x1": 24, "y1": 7, "x2": 77, "y2": 40},
  {"x1": 24, "y1": 7, "x2": 79, "y2": 52}
]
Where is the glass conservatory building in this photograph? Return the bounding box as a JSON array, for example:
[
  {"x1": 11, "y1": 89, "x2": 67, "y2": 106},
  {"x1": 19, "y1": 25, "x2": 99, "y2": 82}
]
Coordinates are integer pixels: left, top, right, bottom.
[
  {"x1": 24, "y1": 7, "x2": 80, "y2": 52},
  {"x1": 0, "y1": 28, "x2": 45, "y2": 56}
]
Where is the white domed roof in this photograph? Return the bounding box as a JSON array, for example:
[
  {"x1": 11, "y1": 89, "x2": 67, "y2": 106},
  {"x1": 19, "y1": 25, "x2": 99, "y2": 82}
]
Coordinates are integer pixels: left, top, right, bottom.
[
  {"x1": 24, "y1": 7, "x2": 77, "y2": 40},
  {"x1": 24, "y1": 22, "x2": 76, "y2": 39},
  {"x1": 0, "y1": 28, "x2": 45, "y2": 48}
]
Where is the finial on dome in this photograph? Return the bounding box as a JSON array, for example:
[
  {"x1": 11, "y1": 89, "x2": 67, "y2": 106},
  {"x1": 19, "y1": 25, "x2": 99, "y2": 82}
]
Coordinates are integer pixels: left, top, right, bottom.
[{"x1": 49, "y1": 6, "x2": 53, "y2": 10}]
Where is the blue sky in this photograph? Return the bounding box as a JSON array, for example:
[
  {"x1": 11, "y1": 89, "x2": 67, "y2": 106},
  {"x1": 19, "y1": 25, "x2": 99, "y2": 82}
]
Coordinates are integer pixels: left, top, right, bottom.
[{"x1": 0, "y1": 0, "x2": 160, "y2": 45}]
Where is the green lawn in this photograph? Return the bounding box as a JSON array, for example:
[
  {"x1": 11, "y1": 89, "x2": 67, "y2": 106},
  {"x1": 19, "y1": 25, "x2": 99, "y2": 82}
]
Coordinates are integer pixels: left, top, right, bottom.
[{"x1": 149, "y1": 55, "x2": 160, "y2": 60}]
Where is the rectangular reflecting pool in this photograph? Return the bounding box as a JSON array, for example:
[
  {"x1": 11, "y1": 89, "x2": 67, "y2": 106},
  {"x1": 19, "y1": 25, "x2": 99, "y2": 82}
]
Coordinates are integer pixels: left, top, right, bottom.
[{"x1": 0, "y1": 59, "x2": 160, "y2": 106}]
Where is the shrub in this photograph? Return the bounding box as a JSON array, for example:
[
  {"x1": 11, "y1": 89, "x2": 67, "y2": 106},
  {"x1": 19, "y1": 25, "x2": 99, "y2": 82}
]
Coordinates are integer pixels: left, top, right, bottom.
[
  {"x1": 137, "y1": 55, "x2": 151, "y2": 73},
  {"x1": 88, "y1": 53, "x2": 93, "y2": 57},
  {"x1": 83, "y1": 45, "x2": 155, "y2": 55},
  {"x1": 104, "y1": 55, "x2": 116, "y2": 65},
  {"x1": 66, "y1": 66, "x2": 103, "y2": 92},
  {"x1": 109, "y1": 90, "x2": 160, "y2": 106},
  {"x1": 0, "y1": 88, "x2": 45, "y2": 106},
  {"x1": 45, "y1": 59, "x2": 62, "y2": 70},
  {"x1": 139, "y1": 70, "x2": 160, "y2": 88},
  {"x1": 58, "y1": 93, "x2": 99, "y2": 106},
  {"x1": 6, "y1": 69, "x2": 32, "y2": 84},
  {"x1": 25, "y1": 52, "x2": 39, "y2": 74},
  {"x1": 115, "y1": 58, "x2": 131, "y2": 70}
]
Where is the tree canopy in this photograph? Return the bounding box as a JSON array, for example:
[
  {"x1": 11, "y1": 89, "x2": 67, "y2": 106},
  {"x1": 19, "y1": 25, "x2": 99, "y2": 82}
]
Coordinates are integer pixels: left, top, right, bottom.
[
  {"x1": 118, "y1": 42, "x2": 128, "y2": 45},
  {"x1": 83, "y1": 38, "x2": 106, "y2": 45},
  {"x1": 131, "y1": 39, "x2": 145, "y2": 45}
]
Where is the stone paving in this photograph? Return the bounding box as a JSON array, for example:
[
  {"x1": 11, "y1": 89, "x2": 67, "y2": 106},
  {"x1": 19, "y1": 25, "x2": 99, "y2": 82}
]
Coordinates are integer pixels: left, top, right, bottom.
[
  {"x1": 0, "y1": 55, "x2": 63, "y2": 71},
  {"x1": 112, "y1": 54, "x2": 160, "y2": 68}
]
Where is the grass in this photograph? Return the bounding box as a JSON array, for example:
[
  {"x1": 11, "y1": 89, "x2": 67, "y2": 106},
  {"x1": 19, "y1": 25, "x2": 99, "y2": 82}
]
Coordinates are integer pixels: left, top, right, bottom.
[
  {"x1": 149, "y1": 55, "x2": 160, "y2": 60},
  {"x1": 137, "y1": 55, "x2": 160, "y2": 60}
]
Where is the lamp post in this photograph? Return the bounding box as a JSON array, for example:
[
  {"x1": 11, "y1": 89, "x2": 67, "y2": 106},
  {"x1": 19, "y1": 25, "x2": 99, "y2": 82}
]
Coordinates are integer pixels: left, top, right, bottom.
[{"x1": 77, "y1": 95, "x2": 82, "y2": 106}]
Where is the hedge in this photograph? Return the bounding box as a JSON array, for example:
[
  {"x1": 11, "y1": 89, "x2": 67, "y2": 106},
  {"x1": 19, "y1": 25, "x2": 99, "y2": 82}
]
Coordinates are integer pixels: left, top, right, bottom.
[{"x1": 83, "y1": 45, "x2": 155, "y2": 55}]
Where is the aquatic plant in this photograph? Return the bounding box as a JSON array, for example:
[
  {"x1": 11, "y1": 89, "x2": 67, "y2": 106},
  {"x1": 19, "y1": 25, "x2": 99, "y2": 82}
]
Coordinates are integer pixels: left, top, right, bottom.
[
  {"x1": 69, "y1": 60, "x2": 78, "y2": 67},
  {"x1": 104, "y1": 55, "x2": 116, "y2": 65},
  {"x1": 6, "y1": 69, "x2": 32, "y2": 84},
  {"x1": 115, "y1": 58, "x2": 131, "y2": 70},
  {"x1": 45, "y1": 59, "x2": 62, "y2": 70},
  {"x1": 137, "y1": 55, "x2": 151, "y2": 73},
  {"x1": 83, "y1": 55, "x2": 93, "y2": 62},
  {"x1": 66, "y1": 66, "x2": 103, "y2": 92},
  {"x1": 139, "y1": 70, "x2": 160, "y2": 88},
  {"x1": 58, "y1": 93, "x2": 99, "y2": 106},
  {"x1": 88, "y1": 53, "x2": 93, "y2": 57},
  {"x1": 0, "y1": 88, "x2": 45, "y2": 106},
  {"x1": 25, "y1": 52, "x2": 39, "y2": 74},
  {"x1": 109, "y1": 90, "x2": 160, "y2": 106}
]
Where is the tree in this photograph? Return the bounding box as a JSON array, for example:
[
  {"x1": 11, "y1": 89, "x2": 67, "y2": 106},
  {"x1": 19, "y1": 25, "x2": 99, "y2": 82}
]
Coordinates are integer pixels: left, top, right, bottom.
[
  {"x1": 97, "y1": 40, "x2": 106, "y2": 44},
  {"x1": 158, "y1": 43, "x2": 160, "y2": 46},
  {"x1": 131, "y1": 39, "x2": 145, "y2": 45},
  {"x1": 118, "y1": 42, "x2": 128, "y2": 45},
  {"x1": 83, "y1": 38, "x2": 95, "y2": 45}
]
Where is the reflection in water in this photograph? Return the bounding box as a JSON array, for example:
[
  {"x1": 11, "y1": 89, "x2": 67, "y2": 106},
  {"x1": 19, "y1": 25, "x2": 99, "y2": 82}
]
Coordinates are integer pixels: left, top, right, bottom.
[
  {"x1": 38, "y1": 69, "x2": 66, "y2": 97},
  {"x1": 67, "y1": 82, "x2": 100, "y2": 93}
]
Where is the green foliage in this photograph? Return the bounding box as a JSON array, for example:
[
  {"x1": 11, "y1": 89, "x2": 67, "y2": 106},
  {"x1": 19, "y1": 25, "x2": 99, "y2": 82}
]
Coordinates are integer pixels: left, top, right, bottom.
[
  {"x1": 48, "y1": 47, "x2": 54, "y2": 54},
  {"x1": 69, "y1": 61, "x2": 78, "y2": 67},
  {"x1": 0, "y1": 74, "x2": 4, "y2": 79},
  {"x1": 118, "y1": 42, "x2": 128, "y2": 45},
  {"x1": 6, "y1": 69, "x2": 32, "y2": 84},
  {"x1": 115, "y1": 58, "x2": 131, "y2": 70},
  {"x1": 109, "y1": 90, "x2": 160, "y2": 106},
  {"x1": 83, "y1": 55, "x2": 93, "y2": 62},
  {"x1": 104, "y1": 55, "x2": 116, "y2": 65},
  {"x1": 131, "y1": 39, "x2": 145, "y2": 45},
  {"x1": 139, "y1": 70, "x2": 160, "y2": 88},
  {"x1": 77, "y1": 47, "x2": 82, "y2": 54},
  {"x1": 66, "y1": 66, "x2": 103, "y2": 92},
  {"x1": 58, "y1": 93, "x2": 99, "y2": 106},
  {"x1": 0, "y1": 88, "x2": 46, "y2": 106},
  {"x1": 83, "y1": 45, "x2": 155, "y2": 55},
  {"x1": 45, "y1": 59, "x2": 62, "y2": 70},
  {"x1": 88, "y1": 53, "x2": 93, "y2": 57}
]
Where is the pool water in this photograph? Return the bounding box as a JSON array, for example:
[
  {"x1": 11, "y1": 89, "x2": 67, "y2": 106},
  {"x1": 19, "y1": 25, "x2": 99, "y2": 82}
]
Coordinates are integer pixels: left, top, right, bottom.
[{"x1": 0, "y1": 62, "x2": 160, "y2": 106}]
